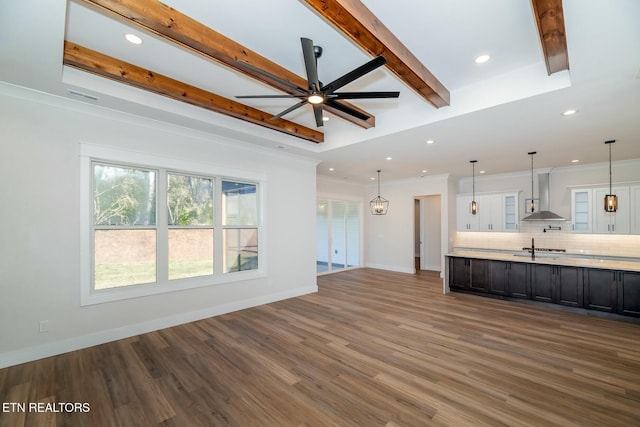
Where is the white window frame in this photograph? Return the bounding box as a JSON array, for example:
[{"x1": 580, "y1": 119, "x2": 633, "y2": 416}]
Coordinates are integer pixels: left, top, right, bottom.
[{"x1": 80, "y1": 143, "x2": 266, "y2": 306}]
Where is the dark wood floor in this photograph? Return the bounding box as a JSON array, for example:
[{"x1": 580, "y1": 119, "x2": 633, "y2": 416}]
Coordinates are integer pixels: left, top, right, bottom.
[{"x1": 2, "y1": 268, "x2": 640, "y2": 426}]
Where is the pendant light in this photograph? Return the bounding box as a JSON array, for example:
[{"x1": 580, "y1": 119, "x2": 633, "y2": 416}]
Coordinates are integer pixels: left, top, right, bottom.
[
  {"x1": 470, "y1": 160, "x2": 478, "y2": 215},
  {"x1": 369, "y1": 170, "x2": 389, "y2": 215},
  {"x1": 604, "y1": 140, "x2": 617, "y2": 212},
  {"x1": 528, "y1": 151, "x2": 537, "y2": 213}
]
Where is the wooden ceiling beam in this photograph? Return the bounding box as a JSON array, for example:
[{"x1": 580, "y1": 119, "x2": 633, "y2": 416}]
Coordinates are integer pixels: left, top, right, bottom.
[
  {"x1": 78, "y1": 0, "x2": 374, "y2": 129},
  {"x1": 531, "y1": 0, "x2": 569, "y2": 74},
  {"x1": 302, "y1": 0, "x2": 450, "y2": 108},
  {"x1": 63, "y1": 42, "x2": 324, "y2": 143}
]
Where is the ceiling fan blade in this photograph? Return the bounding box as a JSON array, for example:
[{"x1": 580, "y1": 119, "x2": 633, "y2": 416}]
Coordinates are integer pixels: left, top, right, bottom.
[
  {"x1": 301, "y1": 38, "x2": 321, "y2": 92},
  {"x1": 236, "y1": 94, "x2": 307, "y2": 99},
  {"x1": 321, "y1": 56, "x2": 387, "y2": 94},
  {"x1": 331, "y1": 91, "x2": 400, "y2": 99},
  {"x1": 325, "y1": 99, "x2": 370, "y2": 121},
  {"x1": 271, "y1": 100, "x2": 308, "y2": 120},
  {"x1": 312, "y1": 105, "x2": 324, "y2": 127},
  {"x1": 235, "y1": 60, "x2": 308, "y2": 94}
]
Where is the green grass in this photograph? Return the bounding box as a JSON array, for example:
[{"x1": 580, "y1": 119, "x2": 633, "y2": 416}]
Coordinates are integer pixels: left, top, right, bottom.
[
  {"x1": 95, "y1": 262, "x2": 156, "y2": 290},
  {"x1": 169, "y1": 259, "x2": 214, "y2": 280},
  {"x1": 95, "y1": 259, "x2": 214, "y2": 290}
]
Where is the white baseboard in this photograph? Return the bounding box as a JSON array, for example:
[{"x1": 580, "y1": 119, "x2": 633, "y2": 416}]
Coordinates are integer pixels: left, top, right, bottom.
[{"x1": 0, "y1": 285, "x2": 317, "y2": 369}]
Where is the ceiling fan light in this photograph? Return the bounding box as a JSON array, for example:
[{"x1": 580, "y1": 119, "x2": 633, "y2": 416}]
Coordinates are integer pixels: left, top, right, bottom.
[{"x1": 308, "y1": 94, "x2": 324, "y2": 104}]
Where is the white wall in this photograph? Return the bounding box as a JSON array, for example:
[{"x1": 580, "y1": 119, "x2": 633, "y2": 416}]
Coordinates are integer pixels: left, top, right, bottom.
[
  {"x1": 364, "y1": 175, "x2": 453, "y2": 274},
  {"x1": 317, "y1": 174, "x2": 454, "y2": 276},
  {"x1": 0, "y1": 85, "x2": 318, "y2": 368}
]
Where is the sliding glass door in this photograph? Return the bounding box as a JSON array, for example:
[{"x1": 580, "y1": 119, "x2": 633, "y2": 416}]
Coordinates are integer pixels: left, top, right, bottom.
[{"x1": 317, "y1": 199, "x2": 360, "y2": 274}]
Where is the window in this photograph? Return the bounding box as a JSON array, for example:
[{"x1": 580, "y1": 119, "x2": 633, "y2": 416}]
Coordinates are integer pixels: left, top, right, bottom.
[
  {"x1": 81, "y1": 144, "x2": 264, "y2": 305},
  {"x1": 222, "y1": 181, "x2": 258, "y2": 273},
  {"x1": 93, "y1": 163, "x2": 157, "y2": 289},
  {"x1": 167, "y1": 173, "x2": 214, "y2": 280}
]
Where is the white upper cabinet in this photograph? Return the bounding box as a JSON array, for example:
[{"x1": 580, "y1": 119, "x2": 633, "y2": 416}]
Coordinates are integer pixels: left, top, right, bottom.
[
  {"x1": 457, "y1": 192, "x2": 519, "y2": 232},
  {"x1": 571, "y1": 189, "x2": 592, "y2": 233},
  {"x1": 457, "y1": 194, "x2": 480, "y2": 231},
  {"x1": 592, "y1": 186, "x2": 630, "y2": 234},
  {"x1": 478, "y1": 194, "x2": 503, "y2": 232},
  {"x1": 503, "y1": 193, "x2": 520, "y2": 231}
]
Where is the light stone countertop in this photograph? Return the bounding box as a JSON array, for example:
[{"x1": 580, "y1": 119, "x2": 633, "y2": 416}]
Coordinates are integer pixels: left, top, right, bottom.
[{"x1": 446, "y1": 250, "x2": 640, "y2": 273}]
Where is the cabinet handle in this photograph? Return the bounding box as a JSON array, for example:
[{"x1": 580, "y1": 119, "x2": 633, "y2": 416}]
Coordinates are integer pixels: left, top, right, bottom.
[{"x1": 612, "y1": 224, "x2": 615, "y2": 232}]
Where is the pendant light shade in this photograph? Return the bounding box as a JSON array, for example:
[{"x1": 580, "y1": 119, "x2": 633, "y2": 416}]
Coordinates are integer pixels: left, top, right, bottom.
[
  {"x1": 604, "y1": 140, "x2": 617, "y2": 213},
  {"x1": 470, "y1": 160, "x2": 478, "y2": 215},
  {"x1": 528, "y1": 151, "x2": 537, "y2": 213},
  {"x1": 370, "y1": 170, "x2": 389, "y2": 215}
]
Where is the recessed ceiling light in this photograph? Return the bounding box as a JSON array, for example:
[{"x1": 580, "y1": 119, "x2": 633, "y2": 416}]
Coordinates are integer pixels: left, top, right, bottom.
[
  {"x1": 562, "y1": 109, "x2": 577, "y2": 116},
  {"x1": 386, "y1": 157, "x2": 392, "y2": 160},
  {"x1": 322, "y1": 116, "x2": 329, "y2": 122},
  {"x1": 329, "y1": 167, "x2": 334, "y2": 171},
  {"x1": 124, "y1": 33, "x2": 143, "y2": 45},
  {"x1": 475, "y1": 54, "x2": 490, "y2": 64},
  {"x1": 425, "y1": 139, "x2": 435, "y2": 145},
  {"x1": 421, "y1": 169, "x2": 427, "y2": 173},
  {"x1": 479, "y1": 170, "x2": 486, "y2": 174},
  {"x1": 571, "y1": 159, "x2": 580, "y2": 163},
  {"x1": 370, "y1": 177, "x2": 376, "y2": 181}
]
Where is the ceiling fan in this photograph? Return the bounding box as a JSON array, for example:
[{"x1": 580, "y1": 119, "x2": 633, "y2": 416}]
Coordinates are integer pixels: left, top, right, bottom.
[{"x1": 236, "y1": 37, "x2": 399, "y2": 127}]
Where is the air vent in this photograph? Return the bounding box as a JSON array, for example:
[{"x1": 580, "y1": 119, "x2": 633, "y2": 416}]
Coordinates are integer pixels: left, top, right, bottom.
[{"x1": 67, "y1": 89, "x2": 99, "y2": 102}]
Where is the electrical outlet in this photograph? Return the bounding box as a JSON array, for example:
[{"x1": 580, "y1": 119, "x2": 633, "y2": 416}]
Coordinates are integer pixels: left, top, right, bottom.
[{"x1": 39, "y1": 320, "x2": 49, "y2": 333}]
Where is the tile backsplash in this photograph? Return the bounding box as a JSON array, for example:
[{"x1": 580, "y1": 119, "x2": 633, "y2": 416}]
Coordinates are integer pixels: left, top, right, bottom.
[{"x1": 454, "y1": 220, "x2": 640, "y2": 258}]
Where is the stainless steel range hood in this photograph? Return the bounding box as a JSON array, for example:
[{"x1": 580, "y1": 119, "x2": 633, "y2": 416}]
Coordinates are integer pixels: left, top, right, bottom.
[{"x1": 522, "y1": 173, "x2": 565, "y2": 221}]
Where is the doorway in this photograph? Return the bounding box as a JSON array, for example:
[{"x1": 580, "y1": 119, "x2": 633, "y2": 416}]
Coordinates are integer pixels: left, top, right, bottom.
[{"x1": 414, "y1": 195, "x2": 442, "y2": 272}]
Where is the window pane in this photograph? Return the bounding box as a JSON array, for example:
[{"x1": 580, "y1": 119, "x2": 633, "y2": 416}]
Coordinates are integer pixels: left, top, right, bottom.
[
  {"x1": 94, "y1": 229, "x2": 156, "y2": 289},
  {"x1": 331, "y1": 201, "x2": 346, "y2": 269},
  {"x1": 316, "y1": 200, "x2": 329, "y2": 273},
  {"x1": 169, "y1": 229, "x2": 214, "y2": 280},
  {"x1": 167, "y1": 174, "x2": 213, "y2": 226},
  {"x1": 222, "y1": 181, "x2": 257, "y2": 226},
  {"x1": 346, "y1": 202, "x2": 360, "y2": 268},
  {"x1": 223, "y1": 228, "x2": 258, "y2": 273},
  {"x1": 94, "y1": 164, "x2": 156, "y2": 226}
]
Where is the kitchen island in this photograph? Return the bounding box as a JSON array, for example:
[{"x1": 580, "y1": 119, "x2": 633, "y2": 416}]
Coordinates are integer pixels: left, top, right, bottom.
[{"x1": 444, "y1": 250, "x2": 640, "y2": 318}]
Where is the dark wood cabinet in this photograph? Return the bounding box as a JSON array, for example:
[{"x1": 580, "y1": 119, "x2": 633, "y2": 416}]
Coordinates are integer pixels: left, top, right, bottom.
[
  {"x1": 448, "y1": 255, "x2": 637, "y2": 318},
  {"x1": 584, "y1": 269, "x2": 617, "y2": 312},
  {"x1": 489, "y1": 260, "x2": 508, "y2": 296},
  {"x1": 555, "y1": 266, "x2": 582, "y2": 307},
  {"x1": 530, "y1": 264, "x2": 582, "y2": 307},
  {"x1": 489, "y1": 261, "x2": 529, "y2": 298},
  {"x1": 508, "y1": 262, "x2": 529, "y2": 299},
  {"x1": 469, "y1": 259, "x2": 490, "y2": 292},
  {"x1": 450, "y1": 257, "x2": 469, "y2": 290},
  {"x1": 618, "y1": 271, "x2": 640, "y2": 317},
  {"x1": 531, "y1": 264, "x2": 554, "y2": 303},
  {"x1": 449, "y1": 257, "x2": 490, "y2": 292}
]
